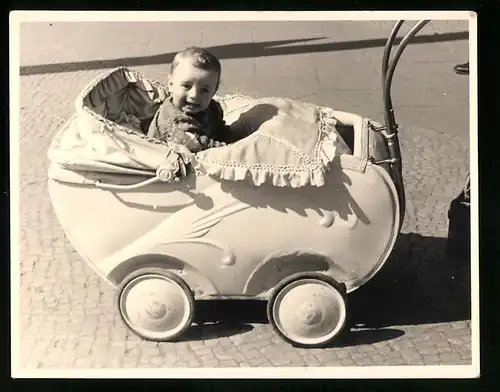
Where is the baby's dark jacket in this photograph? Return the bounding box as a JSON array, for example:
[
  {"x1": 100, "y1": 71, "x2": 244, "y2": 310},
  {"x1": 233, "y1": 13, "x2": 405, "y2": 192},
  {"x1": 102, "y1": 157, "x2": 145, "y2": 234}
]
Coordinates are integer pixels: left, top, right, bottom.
[{"x1": 147, "y1": 96, "x2": 242, "y2": 149}]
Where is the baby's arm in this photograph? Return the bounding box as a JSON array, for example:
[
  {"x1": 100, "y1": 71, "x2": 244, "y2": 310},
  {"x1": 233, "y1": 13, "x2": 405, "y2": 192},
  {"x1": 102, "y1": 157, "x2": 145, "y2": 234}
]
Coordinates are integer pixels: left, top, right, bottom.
[
  {"x1": 211, "y1": 101, "x2": 249, "y2": 144},
  {"x1": 148, "y1": 105, "x2": 203, "y2": 151}
]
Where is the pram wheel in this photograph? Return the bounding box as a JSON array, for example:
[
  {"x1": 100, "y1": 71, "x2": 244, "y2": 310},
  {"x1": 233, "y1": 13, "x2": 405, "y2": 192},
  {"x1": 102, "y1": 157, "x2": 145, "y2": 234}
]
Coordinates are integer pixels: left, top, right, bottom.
[
  {"x1": 267, "y1": 272, "x2": 348, "y2": 348},
  {"x1": 117, "y1": 267, "x2": 195, "y2": 342}
]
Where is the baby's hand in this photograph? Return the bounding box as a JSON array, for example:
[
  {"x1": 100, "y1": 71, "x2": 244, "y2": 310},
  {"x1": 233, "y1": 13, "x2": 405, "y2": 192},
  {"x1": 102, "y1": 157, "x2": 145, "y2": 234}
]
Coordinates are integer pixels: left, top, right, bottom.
[
  {"x1": 185, "y1": 132, "x2": 203, "y2": 152},
  {"x1": 198, "y1": 135, "x2": 227, "y2": 149}
]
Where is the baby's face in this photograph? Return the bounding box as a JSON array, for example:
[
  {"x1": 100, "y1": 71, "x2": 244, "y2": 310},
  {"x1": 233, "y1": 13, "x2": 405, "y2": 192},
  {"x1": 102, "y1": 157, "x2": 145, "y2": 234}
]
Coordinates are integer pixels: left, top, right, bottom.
[{"x1": 168, "y1": 60, "x2": 219, "y2": 114}]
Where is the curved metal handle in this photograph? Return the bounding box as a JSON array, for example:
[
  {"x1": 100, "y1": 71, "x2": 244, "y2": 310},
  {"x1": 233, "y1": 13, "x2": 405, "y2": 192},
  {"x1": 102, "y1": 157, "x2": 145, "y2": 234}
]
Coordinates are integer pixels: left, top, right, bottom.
[
  {"x1": 382, "y1": 20, "x2": 404, "y2": 82},
  {"x1": 381, "y1": 20, "x2": 430, "y2": 232},
  {"x1": 94, "y1": 164, "x2": 179, "y2": 190},
  {"x1": 95, "y1": 176, "x2": 160, "y2": 190},
  {"x1": 384, "y1": 20, "x2": 430, "y2": 138}
]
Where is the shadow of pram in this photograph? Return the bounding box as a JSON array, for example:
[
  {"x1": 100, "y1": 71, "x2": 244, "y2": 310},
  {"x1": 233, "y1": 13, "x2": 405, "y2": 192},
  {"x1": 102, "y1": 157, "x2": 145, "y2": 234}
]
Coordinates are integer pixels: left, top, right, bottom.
[
  {"x1": 193, "y1": 233, "x2": 471, "y2": 346},
  {"x1": 348, "y1": 233, "x2": 471, "y2": 329},
  {"x1": 220, "y1": 165, "x2": 370, "y2": 226}
]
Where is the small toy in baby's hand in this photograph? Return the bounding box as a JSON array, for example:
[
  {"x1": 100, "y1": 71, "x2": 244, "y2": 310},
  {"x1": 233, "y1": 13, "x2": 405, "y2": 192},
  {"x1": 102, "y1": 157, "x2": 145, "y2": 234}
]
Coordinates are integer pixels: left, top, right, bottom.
[{"x1": 197, "y1": 135, "x2": 227, "y2": 149}]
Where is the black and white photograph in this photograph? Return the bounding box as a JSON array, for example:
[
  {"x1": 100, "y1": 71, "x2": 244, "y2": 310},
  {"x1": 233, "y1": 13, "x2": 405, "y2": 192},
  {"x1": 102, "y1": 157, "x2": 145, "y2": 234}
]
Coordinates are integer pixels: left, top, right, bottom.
[{"x1": 10, "y1": 11, "x2": 478, "y2": 378}]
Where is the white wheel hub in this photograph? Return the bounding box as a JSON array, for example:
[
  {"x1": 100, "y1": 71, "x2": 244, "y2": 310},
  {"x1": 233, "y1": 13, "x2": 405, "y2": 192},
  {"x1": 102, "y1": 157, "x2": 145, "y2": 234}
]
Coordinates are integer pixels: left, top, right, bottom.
[
  {"x1": 119, "y1": 273, "x2": 193, "y2": 341},
  {"x1": 272, "y1": 278, "x2": 347, "y2": 346}
]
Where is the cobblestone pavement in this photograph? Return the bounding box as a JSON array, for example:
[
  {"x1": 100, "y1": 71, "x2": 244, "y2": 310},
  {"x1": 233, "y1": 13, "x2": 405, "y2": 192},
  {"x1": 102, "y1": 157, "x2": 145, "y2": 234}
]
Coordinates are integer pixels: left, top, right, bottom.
[{"x1": 14, "y1": 17, "x2": 474, "y2": 370}]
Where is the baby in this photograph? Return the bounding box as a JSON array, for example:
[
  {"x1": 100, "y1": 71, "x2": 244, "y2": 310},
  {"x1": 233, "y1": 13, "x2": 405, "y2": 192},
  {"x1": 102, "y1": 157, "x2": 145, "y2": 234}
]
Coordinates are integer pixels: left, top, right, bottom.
[{"x1": 147, "y1": 47, "x2": 244, "y2": 152}]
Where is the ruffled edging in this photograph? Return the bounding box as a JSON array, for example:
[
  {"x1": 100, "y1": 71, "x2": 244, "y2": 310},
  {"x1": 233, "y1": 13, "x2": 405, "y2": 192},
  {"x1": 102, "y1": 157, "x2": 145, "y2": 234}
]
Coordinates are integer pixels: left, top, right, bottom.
[{"x1": 198, "y1": 162, "x2": 329, "y2": 188}]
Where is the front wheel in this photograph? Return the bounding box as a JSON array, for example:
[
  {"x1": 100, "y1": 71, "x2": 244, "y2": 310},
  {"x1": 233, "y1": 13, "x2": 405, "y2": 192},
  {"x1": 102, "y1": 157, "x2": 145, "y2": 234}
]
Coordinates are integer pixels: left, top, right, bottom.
[
  {"x1": 117, "y1": 267, "x2": 195, "y2": 342},
  {"x1": 267, "y1": 273, "x2": 348, "y2": 348}
]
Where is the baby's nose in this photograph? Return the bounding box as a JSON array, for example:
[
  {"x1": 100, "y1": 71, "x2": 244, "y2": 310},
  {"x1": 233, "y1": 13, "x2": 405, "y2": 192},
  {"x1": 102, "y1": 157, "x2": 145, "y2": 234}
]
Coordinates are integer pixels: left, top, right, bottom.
[{"x1": 188, "y1": 88, "x2": 198, "y2": 99}]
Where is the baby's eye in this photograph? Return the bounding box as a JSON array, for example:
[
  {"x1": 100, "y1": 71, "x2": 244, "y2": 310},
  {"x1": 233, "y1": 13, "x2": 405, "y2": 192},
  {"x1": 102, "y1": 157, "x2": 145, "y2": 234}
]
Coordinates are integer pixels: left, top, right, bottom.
[
  {"x1": 181, "y1": 84, "x2": 191, "y2": 89},
  {"x1": 201, "y1": 88, "x2": 209, "y2": 93}
]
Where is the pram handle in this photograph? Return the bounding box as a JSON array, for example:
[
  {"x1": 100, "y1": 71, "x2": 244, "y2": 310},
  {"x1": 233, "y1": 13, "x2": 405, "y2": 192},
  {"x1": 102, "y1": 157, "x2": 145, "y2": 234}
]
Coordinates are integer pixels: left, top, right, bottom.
[
  {"x1": 94, "y1": 165, "x2": 178, "y2": 190},
  {"x1": 95, "y1": 176, "x2": 161, "y2": 190},
  {"x1": 382, "y1": 20, "x2": 430, "y2": 231}
]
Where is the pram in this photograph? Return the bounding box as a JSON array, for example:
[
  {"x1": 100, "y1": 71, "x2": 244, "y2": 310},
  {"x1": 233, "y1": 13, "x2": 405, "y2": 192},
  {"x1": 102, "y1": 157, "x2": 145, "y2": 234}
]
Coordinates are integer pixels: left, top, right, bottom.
[{"x1": 47, "y1": 20, "x2": 429, "y2": 347}]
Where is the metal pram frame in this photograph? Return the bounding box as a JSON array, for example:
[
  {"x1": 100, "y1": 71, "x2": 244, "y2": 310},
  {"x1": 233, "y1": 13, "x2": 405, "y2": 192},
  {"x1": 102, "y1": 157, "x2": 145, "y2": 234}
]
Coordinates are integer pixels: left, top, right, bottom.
[{"x1": 381, "y1": 20, "x2": 430, "y2": 230}]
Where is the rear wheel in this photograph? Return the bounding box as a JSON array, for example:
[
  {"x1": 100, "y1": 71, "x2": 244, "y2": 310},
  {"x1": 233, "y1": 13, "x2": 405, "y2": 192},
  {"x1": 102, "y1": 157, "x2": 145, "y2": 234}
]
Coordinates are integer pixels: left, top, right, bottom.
[
  {"x1": 118, "y1": 267, "x2": 195, "y2": 342},
  {"x1": 267, "y1": 273, "x2": 348, "y2": 348}
]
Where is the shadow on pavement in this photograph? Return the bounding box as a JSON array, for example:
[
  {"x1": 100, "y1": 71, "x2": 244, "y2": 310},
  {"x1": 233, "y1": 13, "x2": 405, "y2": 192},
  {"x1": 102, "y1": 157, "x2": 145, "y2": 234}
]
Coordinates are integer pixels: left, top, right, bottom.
[
  {"x1": 192, "y1": 232, "x2": 471, "y2": 335},
  {"x1": 20, "y1": 31, "x2": 469, "y2": 76},
  {"x1": 181, "y1": 322, "x2": 254, "y2": 341},
  {"x1": 325, "y1": 327, "x2": 405, "y2": 348},
  {"x1": 348, "y1": 232, "x2": 471, "y2": 329}
]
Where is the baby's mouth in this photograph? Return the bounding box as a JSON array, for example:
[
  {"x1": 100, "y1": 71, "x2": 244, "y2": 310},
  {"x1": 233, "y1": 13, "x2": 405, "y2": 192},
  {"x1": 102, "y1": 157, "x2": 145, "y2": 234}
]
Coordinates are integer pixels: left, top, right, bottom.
[{"x1": 184, "y1": 103, "x2": 199, "y2": 109}]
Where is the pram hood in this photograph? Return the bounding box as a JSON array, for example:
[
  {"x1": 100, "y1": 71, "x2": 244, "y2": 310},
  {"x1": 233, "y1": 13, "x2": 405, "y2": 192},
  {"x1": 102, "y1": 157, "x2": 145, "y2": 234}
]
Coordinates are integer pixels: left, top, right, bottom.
[{"x1": 48, "y1": 66, "x2": 353, "y2": 188}]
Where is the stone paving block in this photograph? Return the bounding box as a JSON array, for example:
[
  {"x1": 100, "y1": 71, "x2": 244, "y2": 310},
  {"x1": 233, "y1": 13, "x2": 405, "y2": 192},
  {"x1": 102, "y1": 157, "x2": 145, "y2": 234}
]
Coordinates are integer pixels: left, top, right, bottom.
[
  {"x1": 341, "y1": 359, "x2": 357, "y2": 366},
  {"x1": 203, "y1": 338, "x2": 221, "y2": 348},
  {"x1": 73, "y1": 357, "x2": 93, "y2": 368},
  {"x1": 179, "y1": 351, "x2": 200, "y2": 363},
  {"x1": 356, "y1": 344, "x2": 376, "y2": 353},
  {"x1": 187, "y1": 358, "x2": 202, "y2": 367},
  {"x1": 429, "y1": 331, "x2": 447, "y2": 343},
  {"x1": 399, "y1": 347, "x2": 423, "y2": 361},
  {"x1": 436, "y1": 347, "x2": 453, "y2": 354},
  {"x1": 418, "y1": 347, "x2": 440, "y2": 356},
  {"x1": 302, "y1": 354, "x2": 320, "y2": 367},
  {"x1": 214, "y1": 350, "x2": 237, "y2": 361},
  {"x1": 389, "y1": 339, "x2": 414, "y2": 351},
  {"x1": 190, "y1": 345, "x2": 213, "y2": 357},
  {"x1": 374, "y1": 347, "x2": 394, "y2": 357},
  {"x1": 370, "y1": 354, "x2": 386, "y2": 365},
  {"x1": 149, "y1": 356, "x2": 165, "y2": 367},
  {"x1": 354, "y1": 356, "x2": 378, "y2": 366},
  {"x1": 219, "y1": 359, "x2": 239, "y2": 367},
  {"x1": 198, "y1": 353, "x2": 217, "y2": 363},
  {"x1": 141, "y1": 344, "x2": 161, "y2": 358},
  {"x1": 372, "y1": 340, "x2": 389, "y2": 349},
  {"x1": 386, "y1": 357, "x2": 407, "y2": 366},
  {"x1": 350, "y1": 352, "x2": 369, "y2": 361},
  {"x1": 451, "y1": 321, "x2": 471, "y2": 330},
  {"x1": 439, "y1": 352, "x2": 463, "y2": 363},
  {"x1": 137, "y1": 356, "x2": 151, "y2": 367},
  {"x1": 201, "y1": 357, "x2": 220, "y2": 367},
  {"x1": 24, "y1": 358, "x2": 42, "y2": 369},
  {"x1": 422, "y1": 355, "x2": 441, "y2": 365},
  {"x1": 162, "y1": 353, "x2": 180, "y2": 365},
  {"x1": 123, "y1": 357, "x2": 138, "y2": 368},
  {"x1": 187, "y1": 340, "x2": 207, "y2": 351}
]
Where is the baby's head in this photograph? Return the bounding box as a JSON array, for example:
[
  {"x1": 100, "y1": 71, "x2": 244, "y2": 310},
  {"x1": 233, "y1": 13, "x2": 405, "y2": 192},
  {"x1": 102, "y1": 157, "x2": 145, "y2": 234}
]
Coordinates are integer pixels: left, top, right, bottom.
[{"x1": 168, "y1": 47, "x2": 221, "y2": 114}]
